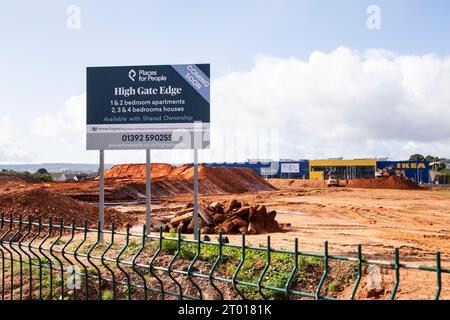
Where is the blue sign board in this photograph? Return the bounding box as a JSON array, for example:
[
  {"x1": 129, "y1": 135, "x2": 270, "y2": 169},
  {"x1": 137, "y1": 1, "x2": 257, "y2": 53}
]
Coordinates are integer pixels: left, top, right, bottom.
[{"x1": 86, "y1": 64, "x2": 210, "y2": 150}]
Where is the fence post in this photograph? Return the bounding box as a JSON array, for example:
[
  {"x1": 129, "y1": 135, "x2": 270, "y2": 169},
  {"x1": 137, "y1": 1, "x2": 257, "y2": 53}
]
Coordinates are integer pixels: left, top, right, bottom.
[
  {"x1": 390, "y1": 247, "x2": 400, "y2": 300},
  {"x1": 315, "y1": 241, "x2": 328, "y2": 300}
]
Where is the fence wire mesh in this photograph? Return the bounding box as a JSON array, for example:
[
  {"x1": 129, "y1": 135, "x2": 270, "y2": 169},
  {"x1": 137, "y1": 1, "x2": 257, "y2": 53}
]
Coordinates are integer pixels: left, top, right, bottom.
[{"x1": 0, "y1": 213, "x2": 447, "y2": 300}]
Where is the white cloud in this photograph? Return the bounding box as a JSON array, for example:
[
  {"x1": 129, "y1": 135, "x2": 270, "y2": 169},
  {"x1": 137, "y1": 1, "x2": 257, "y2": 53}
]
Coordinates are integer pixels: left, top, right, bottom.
[
  {"x1": 212, "y1": 47, "x2": 450, "y2": 160},
  {"x1": 0, "y1": 117, "x2": 36, "y2": 162},
  {"x1": 1, "y1": 47, "x2": 450, "y2": 164}
]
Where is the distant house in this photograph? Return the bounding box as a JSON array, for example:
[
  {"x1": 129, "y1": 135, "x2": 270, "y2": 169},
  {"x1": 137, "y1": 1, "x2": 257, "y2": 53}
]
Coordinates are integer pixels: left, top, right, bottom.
[
  {"x1": 86, "y1": 172, "x2": 98, "y2": 180},
  {"x1": 50, "y1": 171, "x2": 96, "y2": 182},
  {"x1": 74, "y1": 173, "x2": 89, "y2": 181},
  {"x1": 64, "y1": 174, "x2": 78, "y2": 181},
  {"x1": 430, "y1": 160, "x2": 450, "y2": 171},
  {"x1": 50, "y1": 172, "x2": 67, "y2": 182}
]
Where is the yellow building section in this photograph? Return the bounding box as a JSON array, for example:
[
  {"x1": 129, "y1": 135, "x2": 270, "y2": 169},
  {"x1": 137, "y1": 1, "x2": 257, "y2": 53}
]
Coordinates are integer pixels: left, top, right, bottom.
[
  {"x1": 309, "y1": 159, "x2": 377, "y2": 167},
  {"x1": 309, "y1": 171, "x2": 324, "y2": 180},
  {"x1": 309, "y1": 159, "x2": 377, "y2": 180}
]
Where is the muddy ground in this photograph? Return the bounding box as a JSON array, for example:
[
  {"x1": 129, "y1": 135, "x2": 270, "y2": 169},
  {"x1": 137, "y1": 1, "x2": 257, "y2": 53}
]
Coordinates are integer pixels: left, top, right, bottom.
[
  {"x1": 119, "y1": 187, "x2": 450, "y2": 260},
  {"x1": 114, "y1": 185, "x2": 450, "y2": 300},
  {"x1": 2, "y1": 171, "x2": 450, "y2": 299}
]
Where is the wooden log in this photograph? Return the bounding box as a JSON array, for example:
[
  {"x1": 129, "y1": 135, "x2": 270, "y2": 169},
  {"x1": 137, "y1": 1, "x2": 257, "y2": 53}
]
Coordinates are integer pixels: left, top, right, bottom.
[
  {"x1": 264, "y1": 220, "x2": 282, "y2": 233},
  {"x1": 198, "y1": 206, "x2": 213, "y2": 225},
  {"x1": 150, "y1": 219, "x2": 166, "y2": 230},
  {"x1": 170, "y1": 211, "x2": 193, "y2": 227},
  {"x1": 255, "y1": 205, "x2": 267, "y2": 215},
  {"x1": 213, "y1": 214, "x2": 226, "y2": 224},
  {"x1": 200, "y1": 226, "x2": 215, "y2": 234},
  {"x1": 266, "y1": 210, "x2": 277, "y2": 221},
  {"x1": 232, "y1": 217, "x2": 248, "y2": 229},
  {"x1": 177, "y1": 220, "x2": 185, "y2": 232},
  {"x1": 224, "y1": 199, "x2": 239, "y2": 213},
  {"x1": 165, "y1": 223, "x2": 174, "y2": 232},
  {"x1": 188, "y1": 216, "x2": 206, "y2": 233},
  {"x1": 234, "y1": 206, "x2": 250, "y2": 219},
  {"x1": 247, "y1": 222, "x2": 257, "y2": 235},
  {"x1": 158, "y1": 215, "x2": 175, "y2": 223},
  {"x1": 187, "y1": 217, "x2": 195, "y2": 233},
  {"x1": 174, "y1": 208, "x2": 196, "y2": 216},
  {"x1": 247, "y1": 221, "x2": 266, "y2": 234},
  {"x1": 238, "y1": 227, "x2": 247, "y2": 234},
  {"x1": 221, "y1": 220, "x2": 235, "y2": 234},
  {"x1": 208, "y1": 201, "x2": 223, "y2": 213},
  {"x1": 185, "y1": 202, "x2": 194, "y2": 209},
  {"x1": 248, "y1": 206, "x2": 256, "y2": 220}
]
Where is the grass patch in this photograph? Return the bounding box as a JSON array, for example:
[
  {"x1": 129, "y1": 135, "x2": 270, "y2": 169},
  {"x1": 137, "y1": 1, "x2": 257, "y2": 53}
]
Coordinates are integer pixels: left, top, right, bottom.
[{"x1": 102, "y1": 290, "x2": 114, "y2": 300}]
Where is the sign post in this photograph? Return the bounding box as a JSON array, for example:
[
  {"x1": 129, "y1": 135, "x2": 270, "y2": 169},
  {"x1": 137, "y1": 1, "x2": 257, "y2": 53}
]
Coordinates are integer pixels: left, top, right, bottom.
[
  {"x1": 145, "y1": 149, "x2": 151, "y2": 235},
  {"x1": 87, "y1": 64, "x2": 210, "y2": 236},
  {"x1": 193, "y1": 149, "x2": 199, "y2": 239},
  {"x1": 99, "y1": 150, "x2": 105, "y2": 242}
]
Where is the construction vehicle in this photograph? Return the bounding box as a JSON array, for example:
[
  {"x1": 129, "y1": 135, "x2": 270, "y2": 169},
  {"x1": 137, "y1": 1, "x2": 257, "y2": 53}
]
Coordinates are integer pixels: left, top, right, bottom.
[
  {"x1": 376, "y1": 165, "x2": 406, "y2": 178},
  {"x1": 375, "y1": 165, "x2": 395, "y2": 178},
  {"x1": 325, "y1": 169, "x2": 339, "y2": 187},
  {"x1": 326, "y1": 176, "x2": 338, "y2": 187}
]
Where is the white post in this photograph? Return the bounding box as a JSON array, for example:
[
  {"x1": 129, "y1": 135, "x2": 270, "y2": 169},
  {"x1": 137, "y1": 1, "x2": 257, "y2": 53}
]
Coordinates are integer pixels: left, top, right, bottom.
[
  {"x1": 99, "y1": 150, "x2": 105, "y2": 243},
  {"x1": 146, "y1": 149, "x2": 151, "y2": 235},
  {"x1": 193, "y1": 149, "x2": 199, "y2": 240}
]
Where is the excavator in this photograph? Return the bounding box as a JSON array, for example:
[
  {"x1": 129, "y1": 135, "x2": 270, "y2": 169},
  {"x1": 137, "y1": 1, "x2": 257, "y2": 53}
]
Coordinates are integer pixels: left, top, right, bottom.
[
  {"x1": 375, "y1": 165, "x2": 405, "y2": 178},
  {"x1": 325, "y1": 169, "x2": 339, "y2": 187}
]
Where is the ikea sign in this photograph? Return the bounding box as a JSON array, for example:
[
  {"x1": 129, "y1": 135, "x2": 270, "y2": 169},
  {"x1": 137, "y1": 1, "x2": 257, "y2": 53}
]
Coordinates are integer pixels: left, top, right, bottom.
[{"x1": 396, "y1": 163, "x2": 427, "y2": 169}]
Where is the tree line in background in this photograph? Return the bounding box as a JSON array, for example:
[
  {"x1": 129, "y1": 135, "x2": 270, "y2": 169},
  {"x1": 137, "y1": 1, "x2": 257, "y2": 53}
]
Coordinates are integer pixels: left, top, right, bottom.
[
  {"x1": 0, "y1": 168, "x2": 52, "y2": 182},
  {"x1": 409, "y1": 154, "x2": 446, "y2": 163},
  {"x1": 409, "y1": 154, "x2": 450, "y2": 174}
]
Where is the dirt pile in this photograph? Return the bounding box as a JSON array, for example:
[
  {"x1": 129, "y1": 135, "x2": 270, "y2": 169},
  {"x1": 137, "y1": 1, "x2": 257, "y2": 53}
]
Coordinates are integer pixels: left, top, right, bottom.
[
  {"x1": 0, "y1": 187, "x2": 131, "y2": 228},
  {"x1": 104, "y1": 163, "x2": 175, "y2": 180},
  {"x1": 0, "y1": 173, "x2": 41, "y2": 185},
  {"x1": 267, "y1": 179, "x2": 325, "y2": 189},
  {"x1": 346, "y1": 176, "x2": 423, "y2": 190},
  {"x1": 104, "y1": 164, "x2": 275, "y2": 196},
  {"x1": 153, "y1": 199, "x2": 286, "y2": 235}
]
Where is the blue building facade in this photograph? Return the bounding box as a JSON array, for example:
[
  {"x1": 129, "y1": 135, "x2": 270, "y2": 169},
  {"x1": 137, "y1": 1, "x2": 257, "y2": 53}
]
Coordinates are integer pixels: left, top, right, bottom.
[
  {"x1": 204, "y1": 161, "x2": 310, "y2": 179},
  {"x1": 203, "y1": 160, "x2": 430, "y2": 183},
  {"x1": 376, "y1": 161, "x2": 430, "y2": 183}
]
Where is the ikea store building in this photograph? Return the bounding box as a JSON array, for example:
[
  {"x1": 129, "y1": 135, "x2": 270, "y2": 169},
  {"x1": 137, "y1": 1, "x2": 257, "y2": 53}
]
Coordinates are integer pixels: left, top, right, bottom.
[{"x1": 205, "y1": 159, "x2": 430, "y2": 184}]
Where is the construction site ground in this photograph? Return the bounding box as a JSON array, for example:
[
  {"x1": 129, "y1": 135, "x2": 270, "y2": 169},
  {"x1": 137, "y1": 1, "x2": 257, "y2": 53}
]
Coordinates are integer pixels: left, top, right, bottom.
[
  {"x1": 120, "y1": 186, "x2": 450, "y2": 261},
  {"x1": 117, "y1": 185, "x2": 450, "y2": 300},
  {"x1": 112, "y1": 185, "x2": 450, "y2": 300},
  {"x1": 2, "y1": 167, "x2": 450, "y2": 299},
  {"x1": 2, "y1": 169, "x2": 449, "y2": 261}
]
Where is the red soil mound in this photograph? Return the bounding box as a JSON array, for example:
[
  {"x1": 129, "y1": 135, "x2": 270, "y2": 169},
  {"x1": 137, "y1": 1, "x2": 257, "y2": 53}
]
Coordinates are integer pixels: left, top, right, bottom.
[
  {"x1": 0, "y1": 187, "x2": 131, "y2": 228},
  {"x1": 104, "y1": 164, "x2": 275, "y2": 195},
  {"x1": 104, "y1": 163, "x2": 175, "y2": 180},
  {"x1": 0, "y1": 173, "x2": 41, "y2": 185},
  {"x1": 267, "y1": 179, "x2": 325, "y2": 189},
  {"x1": 346, "y1": 176, "x2": 423, "y2": 190}
]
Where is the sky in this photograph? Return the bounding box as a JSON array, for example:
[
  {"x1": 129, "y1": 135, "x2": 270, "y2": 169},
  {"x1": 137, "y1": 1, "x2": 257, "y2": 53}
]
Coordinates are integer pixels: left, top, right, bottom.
[{"x1": 1, "y1": 0, "x2": 450, "y2": 164}]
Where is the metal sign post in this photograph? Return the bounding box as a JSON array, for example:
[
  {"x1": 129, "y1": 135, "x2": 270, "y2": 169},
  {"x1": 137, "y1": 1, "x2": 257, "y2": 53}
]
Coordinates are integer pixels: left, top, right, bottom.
[
  {"x1": 145, "y1": 149, "x2": 151, "y2": 235},
  {"x1": 99, "y1": 150, "x2": 105, "y2": 243},
  {"x1": 193, "y1": 148, "x2": 199, "y2": 240}
]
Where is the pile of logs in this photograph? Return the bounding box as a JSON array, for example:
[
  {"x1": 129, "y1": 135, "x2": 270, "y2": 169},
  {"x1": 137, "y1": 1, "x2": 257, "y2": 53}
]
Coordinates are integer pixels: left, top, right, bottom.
[{"x1": 153, "y1": 199, "x2": 284, "y2": 235}]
